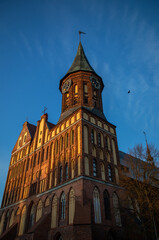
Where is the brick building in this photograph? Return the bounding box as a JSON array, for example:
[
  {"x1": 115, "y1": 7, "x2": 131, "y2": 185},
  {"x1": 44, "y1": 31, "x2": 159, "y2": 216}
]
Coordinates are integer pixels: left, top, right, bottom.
[{"x1": 0, "y1": 41, "x2": 124, "y2": 240}]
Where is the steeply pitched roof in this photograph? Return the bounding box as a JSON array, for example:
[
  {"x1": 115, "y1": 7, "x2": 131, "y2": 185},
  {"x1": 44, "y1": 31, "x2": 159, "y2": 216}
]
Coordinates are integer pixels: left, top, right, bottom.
[
  {"x1": 27, "y1": 123, "x2": 36, "y2": 139},
  {"x1": 59, "y1": 41, "x2": 100, "y2": 90},
  {"x1": 67, "y1": 41, "x2": 96, "y2": 75}
]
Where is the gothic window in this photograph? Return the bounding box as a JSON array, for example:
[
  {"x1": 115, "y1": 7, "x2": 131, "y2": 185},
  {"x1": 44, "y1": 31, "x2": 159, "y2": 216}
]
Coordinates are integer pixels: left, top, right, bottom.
[
  {"x1": 60, "y1": 166, "x2": 62, "y2": 183},
  {"x1": 65, "y1": 163, "x2": 68, "y2": 180},
  {"x1": 60, "y1": 192, "x2": 66, "y2": 220},
  {"x1": 74, "y1": 84, "x2": 78, "y2": 94},
  {"x1": 65, "y1": 133, "x2": 68, "y2": 148},
  {"x1": 33, "y1": 154, "x2": 37, "y2": 167},
  {"x1": 98, "y1": 133, "x2": 101, "y2": 147},
  {"x1": 60, "y1": 137, "x2": 63, "y2": 152},
  {"x1": 26, "y1": 158, "x2": 30, "y2": 171},
  {"x1": 71, "y1": 130, "x2": 74, "y2": 145},
  {"x1": 28, "y1": 204, "x2": 35, "y2": 229},
  {"x1": 93, "y1": 187, "x2": 101, "y2": 223},
  {"x1": 18, "y1": 205, "x2": 26, "y2": 236},
  {"x1": 113, "y1": 193, "x2": 122, "y2": 226},
  {"x1": 55, "y1": 140, "x2": 58, "y2": 155},
  {"x1": 46, "y1": 146, "x2": 49, "y2": 160},
  {"x1": 103, "y1": 190, "x2": 111, "y2": 220},
  {"x1": 41, "y1": 149, "x2": 44, "y2": 162},
  {"x1": 84, "y1": 126, "x2": 89, "y2": 154},
  {"x1": 108, "y1": 165, "x2": 113, "y2": 182},
  {"x1": 69, "y1": 188, "x2": 75, "y2": 224},
  {"x1": 93, "y1": 159, "x2": 97, "y2": 177},
  {"x1": 51, "y1": 195, "x2": 57, "y2": 228},
  {"x1": 3, "y1": 211, "x2": 9, "y2": 233},
  {"x1": 91, "y1": 129, "x2": 94, "y2": 144},
  {"x1": 36, "y1": 200, "x2": 42, "y2": 222}
]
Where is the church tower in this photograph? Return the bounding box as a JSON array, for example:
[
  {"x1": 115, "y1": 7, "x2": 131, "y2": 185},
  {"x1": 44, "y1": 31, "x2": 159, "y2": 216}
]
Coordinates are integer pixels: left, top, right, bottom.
[{"x1": 0, "y1": 41, "x2": 122, "y2": 240}]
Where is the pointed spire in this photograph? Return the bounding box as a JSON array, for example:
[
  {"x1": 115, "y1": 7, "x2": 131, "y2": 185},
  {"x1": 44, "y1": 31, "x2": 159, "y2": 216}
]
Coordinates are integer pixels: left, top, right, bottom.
[{"x1": 66, "y1": 41, "x2": 96, "y2": 75}]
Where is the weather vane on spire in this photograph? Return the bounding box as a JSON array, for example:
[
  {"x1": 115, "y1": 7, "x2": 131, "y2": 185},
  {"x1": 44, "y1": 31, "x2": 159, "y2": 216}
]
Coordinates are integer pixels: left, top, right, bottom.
[
  {"x1": 42, "y1": 106, "x2": 47, "y2": 114},
  {"x1": 78, "y1": 31, "x2": 86, "y2": 42}
]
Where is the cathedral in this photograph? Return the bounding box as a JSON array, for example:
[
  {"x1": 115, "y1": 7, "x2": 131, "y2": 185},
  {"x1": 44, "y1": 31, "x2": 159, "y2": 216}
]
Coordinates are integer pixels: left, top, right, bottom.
[{"x1": 0, "y1": 41, "x2": 124, "y2": 240}]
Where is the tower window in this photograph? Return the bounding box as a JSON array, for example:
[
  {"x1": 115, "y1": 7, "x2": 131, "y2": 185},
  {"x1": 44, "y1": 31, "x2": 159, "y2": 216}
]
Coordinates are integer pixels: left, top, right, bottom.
[
  {"x1": 108, "y1": 165, "x2": 113, "y2": 182},
  {"x1": 98, "y1": 133, "x2": 101, "y2": 147},
  {"x1": 84, "y1": 97, "x2": 88, "y2": 104},
  {"x1": 93, "y1": 159, "x2": 97, "y2": 177},
  {"x1": 84, "y1": 83, "x2": 88, "y2": 93},
  {"x1": 74, "y1": 84, "x2": 78, "y2": 94},
  {"x1": 91, "y1": 129, "x2": 94, "y2": 144}
]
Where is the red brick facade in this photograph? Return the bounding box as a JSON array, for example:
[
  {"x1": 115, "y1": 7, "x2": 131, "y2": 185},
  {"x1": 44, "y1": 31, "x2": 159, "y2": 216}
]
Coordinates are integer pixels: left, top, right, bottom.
[{"x1": 0, "y1": 42, "x2": 126, "y2": 240}]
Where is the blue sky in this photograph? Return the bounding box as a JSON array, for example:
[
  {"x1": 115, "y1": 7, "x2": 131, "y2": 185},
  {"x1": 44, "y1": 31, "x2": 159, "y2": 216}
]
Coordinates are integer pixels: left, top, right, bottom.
[{"x1": 0, "y1": 0, "x2": 159, "y2": 204}]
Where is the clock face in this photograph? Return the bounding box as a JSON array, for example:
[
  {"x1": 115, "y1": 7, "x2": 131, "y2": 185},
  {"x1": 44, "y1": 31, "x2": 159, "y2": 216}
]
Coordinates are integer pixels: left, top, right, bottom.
[
  {"x1": 90, "y1": 76, "x2": 101, "y2": 89},
  {"x1": 62, "y1": 79, "x2": 72, "y2": 93}
]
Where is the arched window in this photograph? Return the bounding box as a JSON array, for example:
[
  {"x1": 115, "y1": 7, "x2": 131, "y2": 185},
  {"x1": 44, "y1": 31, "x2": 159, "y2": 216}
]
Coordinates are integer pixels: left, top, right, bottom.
[
  {"x1": 103, "y1": 190, "x2": 111, "y2": 220},
  {"x1": 108, "y1": 165, "x2": 113, "y2": 181},
  {"x1": 51, "y1": 195, "x2": 57, "y2": 228},
  {"x1": 98, "y1": 133, "x2": 101, "y2": 147},
  {"x1": 60, "y1": 166, "x2": 62, "y2": 183},
  {"x1": 112, "y1": 139, "x2": 117, "y2": 165},
  {"x1": 0, "y1": 212, "x2": 5, "y2": 235},
  {"x1": 3, "y1": 210, "x2": 9, "y2": 232},
  {"x1": 69, "y1": 188, "x2": 75, "y2": 224},
  {"x1": 46, "y1": 146, "x2": 49, "y2": 160},
  {"x1": 101, "y1": 163, "x2": 105, "y2": 180},
  {"x1": 28, "y1": 204, "x2": 35, "y2": 229},
  {"x1": 18, "y1": 205, "x2": 26, "y2": 236},
  {"x1": 33, "y1": 154, "x2": 37, "y2": 167},
  {"x1": 84, "y1": 126, "x2": 89, "y2": 153},
  {"x1": 41, "y1": 149, "x2": 45, "y2": 163},
  {"x1": 60, "y1": 137, "x2": 63, "y2": 152},
  {"x1": 45, "y1": 197, "x2": 50, "y2": 207},
  {"x1": 93, "y1": 187, "x2": 101, "y2": 223},
  {"x1": 93, "y1": 159, "x2": 97, "y2": 177},
  {"x1": 74, "y1": 84, "x2": 78, "y2": 94},
  {"x1": 71, "y1": 130, "x2": 74, "y2": 145},
  {"x1": 91, "y1": 129, "x2": 94, "y2": 144},
  {"x1": 113, "y1": 193, "x2": 122, "y2": 226},
  {"x1": 60, "y1": 192, "x2": 66, "y2": 220},
  {"x1": 9, "y1": 210, "x2": 14, "y2": 227},
  {"x1": 55, "y1": 140, "x2": 58, "y2": 155},
  {"x1": 36, "y1": 200, "x2": 42, "y2": 222},
  {"x1": 65, "y1": 133, "x2": 68, "y2": 148},
  {"x1": 65, "y1": 163, "x2": 68, "y2": 180}
]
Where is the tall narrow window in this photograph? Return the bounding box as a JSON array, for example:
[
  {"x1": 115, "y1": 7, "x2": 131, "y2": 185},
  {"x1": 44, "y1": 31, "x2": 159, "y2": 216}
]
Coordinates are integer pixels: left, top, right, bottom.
[
  {"x1": 18, "y1": 205, "x2": 26, "y2": 236},
  {"x1": 93, "y1": 159, "x2": 97, "y2": 177},
  {"x1": 71, "y1": 161, "x2": 74, "y2": 178},
  {"x1": 28, "y1": 204, "x2": 35, "y2": 229},
  {"x1": 36, "y1": 200, "x2": 42, "y2": 222},
  {"x1": 69, "y1": 188, "x2": 75, "y2": 224},
  {"x1": 65, "y1": 133, "x2": 68, "y2": 148},
  {"x1": 46, "y1": 146, "x2": 49, "y2": 160},
  {"x1": 55, "y1": 140, "x2": 58, "y2": 155},
  {"x1": 33, "y1": 154, "x2": 37, "y2": 167},
  {"x1": 60, "y1": 192, "x2": 66, "y2": 220},
  {"x1": 108, "y1": 165, "x2": 113, "y2": 182},
  {"x1": 71, "y1": 130, "x2": 74, "y2": 145},
  {"x1": 60, "y1": 137, "x2": 63, "y2": 152},
  {"x1": 98, "y1": 133, "x2": 101, "y2": 147},
  {"x1": 60, "y1": 166, "x2": 62, "y2": 183},
  {"x1": 93, "y1": 187, "x2": 101, "y2": 223},
  {"x1": 51, "y1": 195, "x2": 57, "y2": 228},
  {"x1": 113, "y1": 193, "x2": 122, "y2": 226},
  {"x1": 38, "y1": 152, "x2": 41, "y2": 164},
  {"x1": 103, "y1": 190, "x2": 111, "y2": 220},
  {"x1": 91, "y1": 129, "x2": 94, "y2": 144},
  {"x1": 74, "y1": 84, "x2": 78, "y2": 94},
  {"x1": 101, "y1": 163, "x2": 105, "y2": 180},
  {"x1": 65, "y1": 163, "x2": 68, "y2": 180}
]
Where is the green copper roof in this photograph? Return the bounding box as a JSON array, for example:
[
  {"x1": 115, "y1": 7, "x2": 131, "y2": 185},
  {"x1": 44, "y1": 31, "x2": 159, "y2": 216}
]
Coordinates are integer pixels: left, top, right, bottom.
[{"x1": 66, "y1": 41, "x2": 96, "y2": 74}]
